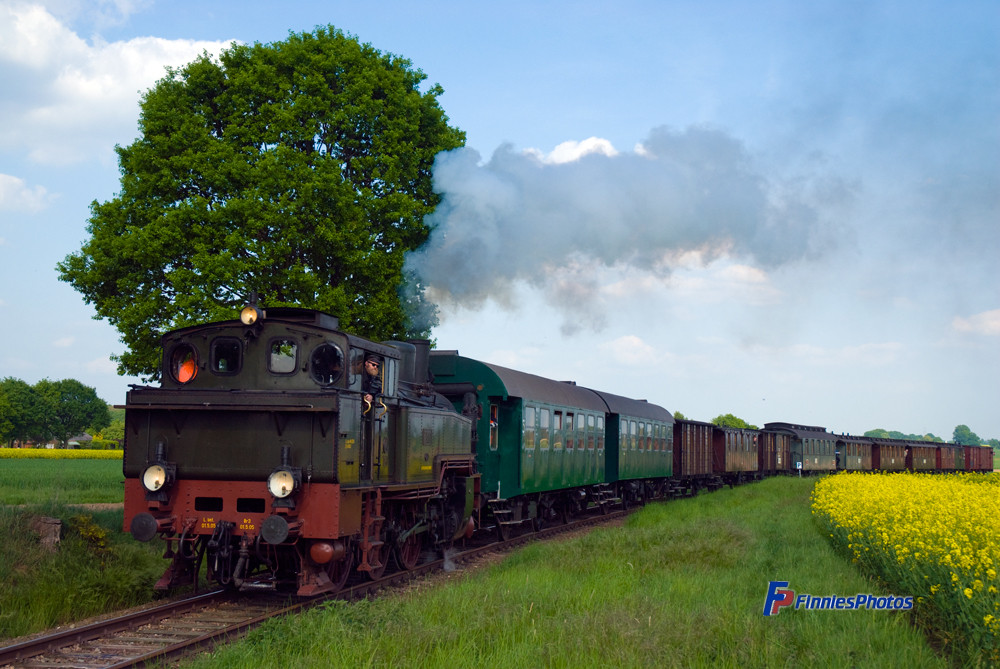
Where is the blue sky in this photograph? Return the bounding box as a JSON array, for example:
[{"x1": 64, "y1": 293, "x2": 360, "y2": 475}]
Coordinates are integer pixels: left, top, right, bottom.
[{"x1": 1, "y1": 0, "x2": 997, "y2": 440}]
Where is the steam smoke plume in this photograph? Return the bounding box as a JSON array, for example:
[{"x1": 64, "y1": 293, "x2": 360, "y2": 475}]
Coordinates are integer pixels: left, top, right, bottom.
[{"x1": 405, "y1": 125, "x2": 850, "y2": 333}]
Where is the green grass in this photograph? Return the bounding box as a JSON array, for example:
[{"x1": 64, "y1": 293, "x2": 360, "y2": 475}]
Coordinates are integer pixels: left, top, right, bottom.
[
  {"x1": 0, "y1": 504, "x2": 168, "y2": 640},
  {"x1": 185, "y1": 477, "x2": 948, "y2": 669},
  {"x1": 0, "y1": 458, "x2": 125, "y2": 505},
  {"x1": 0, "y1": 459, "x2": 166, "y2": 640}
]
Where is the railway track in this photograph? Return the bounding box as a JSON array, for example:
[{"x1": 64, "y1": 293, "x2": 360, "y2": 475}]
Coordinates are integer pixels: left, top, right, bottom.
[{"x1": 0, "y1": 509, "x2": 625, "y2": 669}]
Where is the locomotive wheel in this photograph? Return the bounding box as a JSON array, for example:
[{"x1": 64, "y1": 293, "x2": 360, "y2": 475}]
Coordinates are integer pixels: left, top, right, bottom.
[
  {"x1": 365, "y1": 542, "x2": 389, "y2": 581},
  {"x1": 496, "y1": 519, "x2": 512, "y2": 542},
  {"x1": 326, "y1": 549, "x2": 354, "y2": 592},
  {"x1": 395, "y1": 532, "x2": 421, "y2": 571}
]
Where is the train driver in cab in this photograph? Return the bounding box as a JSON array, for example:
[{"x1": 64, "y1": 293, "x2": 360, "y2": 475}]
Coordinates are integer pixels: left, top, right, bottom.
[{"x1": 363, "y1": 355, "x2": 382, "y2": 405}]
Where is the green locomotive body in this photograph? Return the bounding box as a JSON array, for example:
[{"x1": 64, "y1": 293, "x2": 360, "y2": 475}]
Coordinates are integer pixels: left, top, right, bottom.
[{"x1": 123, "y1": 307, "x2": 477, "y2": 595}]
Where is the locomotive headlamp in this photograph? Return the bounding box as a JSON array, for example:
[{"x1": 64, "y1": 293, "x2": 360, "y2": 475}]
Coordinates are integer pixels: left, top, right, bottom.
[
  {"x1": 142, "y1": 464, "x2": 169, "y2": 492},
  {"x1": 142, "y1": 442, "x2": 176, "y2": 500},
  {"x1": 240, "y1": 305, "x2": 262, "y2": 325},
  {"x1": 267, "y1": 468, "x2": 299, "y2": 498}
]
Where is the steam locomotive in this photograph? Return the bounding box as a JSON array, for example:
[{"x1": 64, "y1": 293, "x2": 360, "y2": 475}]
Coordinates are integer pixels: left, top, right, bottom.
[{"x1": 122, "y1": 304, "x2": 992, "y2": 595}]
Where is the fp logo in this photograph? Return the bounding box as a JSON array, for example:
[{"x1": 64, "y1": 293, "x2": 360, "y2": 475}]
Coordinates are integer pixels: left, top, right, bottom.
[{"x1": 763, "y1": 581, "x2": 795, "y2": 616}]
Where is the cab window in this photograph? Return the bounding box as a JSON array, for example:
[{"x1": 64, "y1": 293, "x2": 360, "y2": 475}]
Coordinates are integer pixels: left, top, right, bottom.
[
  {"x1": 211, "y1": 338, "x2": 241, "y2": 375},
  {"x1": 169, "y1": 344, "x2": 198, "y2": 383},
  {"x1": 268, "y1": 338, "x2": 297, "y2": 374},
  {"x1": 310, "y1": 343, "x2": 344, "y2": 386}
]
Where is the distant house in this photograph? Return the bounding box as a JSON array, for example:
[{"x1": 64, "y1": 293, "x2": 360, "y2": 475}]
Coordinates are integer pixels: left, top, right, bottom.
[{"x1": 67, "y1": 434, "x2": 94, "y2": 448}]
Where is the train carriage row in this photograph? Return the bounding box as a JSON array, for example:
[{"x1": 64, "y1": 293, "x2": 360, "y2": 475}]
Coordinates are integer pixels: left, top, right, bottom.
[{"x1": 121, "y1": 305, "x2": 993, "y2": 596}]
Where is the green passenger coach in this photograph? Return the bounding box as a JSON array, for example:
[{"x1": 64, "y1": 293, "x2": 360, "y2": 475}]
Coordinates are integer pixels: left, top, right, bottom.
[
  {"x1": 429, "y1": 351, "x2": 674, "y2": 538},
  {"x1": 588, "y1": 388, "x2": 674, "y2": 505}
]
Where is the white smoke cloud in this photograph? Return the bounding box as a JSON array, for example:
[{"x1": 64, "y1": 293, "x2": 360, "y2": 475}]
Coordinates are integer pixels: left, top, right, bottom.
[{"x1": 408, "y1": 125, "x2": 853, "y2": 333}]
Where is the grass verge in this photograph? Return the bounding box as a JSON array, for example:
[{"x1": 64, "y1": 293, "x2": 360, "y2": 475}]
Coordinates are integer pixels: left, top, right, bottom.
[
  {"x1": 0, "y1": 458, "x2": 166, "y2": 641},
  {"x1": 0, "y1": 503, "x2": 167, "y2": 640},
  {"x1": 0, "y1": 458, "x2": 124, "y2": 505},
  {"x1": 185, "y1": 476, "x2": 948, "y2": 669}
]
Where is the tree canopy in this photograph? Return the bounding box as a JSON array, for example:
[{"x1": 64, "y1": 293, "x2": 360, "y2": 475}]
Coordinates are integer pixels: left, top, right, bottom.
[
  {"x1": 710, "y1": 413, "x2": 759, "y2": 430},
  {"x1": 863, "y1": 428, "x2": 943, "y2": 442},
  {"x1": 953, "y1": 424, "x2": 983, "y2": 446},
  {"x1": 58, "y1": 26, "x2": 465, "y2": 379},
  {"x1": 0, "y1": 377, "x2": 110, "y2": 447}
]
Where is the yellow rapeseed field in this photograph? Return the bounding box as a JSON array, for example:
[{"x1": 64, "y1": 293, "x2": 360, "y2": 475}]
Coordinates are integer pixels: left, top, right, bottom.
[
  {"x1": 0, "y1": 448, "x2": 122, "y2": 460},
  {"x1": 812, "y1": 472, "x2": 1000, "y2": 662}
]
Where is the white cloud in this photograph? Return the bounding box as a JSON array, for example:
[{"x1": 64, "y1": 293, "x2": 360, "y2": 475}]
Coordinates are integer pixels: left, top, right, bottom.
[
  {"x1": 535, "y1": 137, "x2": 619, "y2": 164},
  {"x1": 0, "y1": 173, "x2": 51, "y2": 211},
  {"x1": 52, "y1": 336, "x2": 75, "y2": 347},
  {"x1": 953, "y1": 309, "x2": 1000, "y2": 336},
  {"x1": 751, "y1": 341, "x2": 903, "y2": 367},
  {"x1": 0, "y1": 2, "x2": 235, "y2": 165},
  {"x1": 601, "y1": 335, "x2": 664, "y2": 366},
  {"x1": 84, "y1": 355, "x2": 118, "y2": 374}
]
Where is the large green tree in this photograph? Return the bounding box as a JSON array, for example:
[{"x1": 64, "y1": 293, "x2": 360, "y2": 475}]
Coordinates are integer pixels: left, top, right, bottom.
[
  {"x1": 953, "y1": 424, "x2": 983, "y2": 446},
  {"x1": 0, "y1": 378, "x2": 49, "y2": 446},
  {"x1": 34, "y1": 379, "x2": 111, "y2": 447},
  {"x1": 58, "y1": 26, "x2": 465, "y2": 379}
]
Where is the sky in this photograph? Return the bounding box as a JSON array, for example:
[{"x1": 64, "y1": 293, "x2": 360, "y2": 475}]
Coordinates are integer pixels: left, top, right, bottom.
[{"x1": 0, "y1": 0, "x2": 997, "y2": 441}]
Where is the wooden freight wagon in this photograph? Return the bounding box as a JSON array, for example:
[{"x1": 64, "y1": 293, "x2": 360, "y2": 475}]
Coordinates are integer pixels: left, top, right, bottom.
[
  {"x1": 712, "y1": 426, "x2": 760, "y2": 486},
  {"x1": 672, "y1": 419, "x2": 719, "y2": 493},
  {"x1": 965, "y1": 445, "x2": 994, "y2": 472},
  {"x1": 936, "y1": 443, "x2": 963, "y2": 473},
  {"x1": 757, "y1": 429, "x2": 791, "y2": 476},
  {"x1": 906, "y1": 442, "x2": 937, "y2": 472},
  {"x1": 872, "y1": 438, "x2": 907, "y2": 471}
]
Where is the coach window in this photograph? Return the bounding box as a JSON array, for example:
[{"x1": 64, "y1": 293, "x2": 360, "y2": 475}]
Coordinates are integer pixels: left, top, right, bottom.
[
  {"x1": 565, "y1": 412, "x2": 574, "y2": 449},
  {"x1": 211, "y1": 338, "x2": 241, "y2": 375},
  {"x1": 309, "y1": 343, "x2": 344, "y2": 386},
  {"x1": 587, "y1": 415, "x2": 595, "y2": 450},
  {"x1": 597, "y1": 416, "x2": 605, "y2": 451},
  {"x1": 539, "y1": 408, "x2": 550, "y2": 450},
  {"x1": 631, "y1": 420, "x2": 639, "y2": 451},
  {"x1": 524, "y1": 406, "x2": 536, "y2": 450},
  {"x1": 553, "y1": 411, "x2": 563, "y2": 449},
  {"x1": 268, "y1": 338, "x2": 297, "y2": 374},
  {"x1": 489, "y1": 404, "x2": 499, "y2": 451}
]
